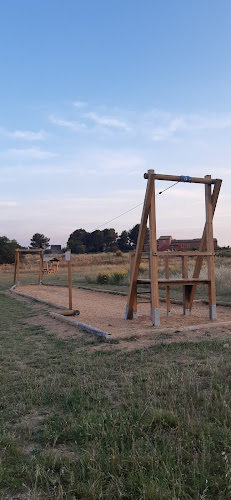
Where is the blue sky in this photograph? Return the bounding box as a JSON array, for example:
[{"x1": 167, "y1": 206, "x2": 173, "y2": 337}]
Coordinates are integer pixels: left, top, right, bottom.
[{"x1": 0, "y1": 0, "x2": 230, "y2": 246}]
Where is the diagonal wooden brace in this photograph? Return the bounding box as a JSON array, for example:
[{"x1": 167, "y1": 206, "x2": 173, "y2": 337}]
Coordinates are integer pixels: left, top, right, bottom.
[
  {"x1": 189, "y1": 179, "x2": 222, "y2": 310},
  {"x1": 125, "y1": 170, "x2": 155, "y2": 319}
]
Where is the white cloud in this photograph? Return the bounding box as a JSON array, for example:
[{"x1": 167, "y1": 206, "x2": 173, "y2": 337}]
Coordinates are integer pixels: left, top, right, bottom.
[
  {"x1": 0, "y1": 127, "x2": 47, "y2": 141},
  {"x1": 3, "y1": 148, "x2": 58, "y2": 160},
  {"x1": 73, "y1": 100, "x2": 88, "y2": 108},
  {"x1": 49, "y1": 114, "x2": 87, "y2": 131},
  {"x1": 85, "y1": 112, "x2": 131, "y2": 132},
  {"x1": 149, "y1": 110, "x2": 231, "y2": 142}
]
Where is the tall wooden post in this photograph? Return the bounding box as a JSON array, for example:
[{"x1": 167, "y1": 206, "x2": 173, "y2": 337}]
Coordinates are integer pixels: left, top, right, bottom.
[
  {"x1": 205, "y1": 176, "x2": 216, "y2": 319},
  {"x1": 16, "y1": 250, "x2": 20, "y2": 285},
  {"x1": 66, "y1": 250, "x2": 73, "y2": 310},
  {"x1": 125, "y1": 170, "x2": 155, "y2": 319},
  {"x1": 149, "y1": 175, "x2": 160, "y2": 326},
  {"x1": 129, "y1": 251, "x2": 137, "y2": 318},
  {"x1": 182, "y1": 255, "x2": 189, "y2": 315},
  {"x1": 188, "y1": 179, "x2": 222, "y2": 310},
  {"x1": 165, "y1": 256, "x2": 171, "y2": 316},
  {"x1": 14, "y1": 251, "x2": 17, "y2": 284},
  {"x1": 39, "y1": 251, "x2": 43, "y2": 284}
]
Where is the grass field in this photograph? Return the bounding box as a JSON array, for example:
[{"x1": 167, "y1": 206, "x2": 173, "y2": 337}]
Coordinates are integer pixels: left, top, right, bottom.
[{"x1": 0, "y1": 255, "x2": 231, "y2": 499}]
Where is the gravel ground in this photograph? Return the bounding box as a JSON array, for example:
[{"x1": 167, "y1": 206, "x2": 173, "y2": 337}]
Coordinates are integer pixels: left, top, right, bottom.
[{"x1": 15, "y1": 285, "x2": 231, "y2": 341}]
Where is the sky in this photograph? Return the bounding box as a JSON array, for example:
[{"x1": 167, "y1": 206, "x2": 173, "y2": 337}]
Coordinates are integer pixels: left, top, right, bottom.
[{"x1": 0, "y1": 0, "x2": 231, "y2": 247}]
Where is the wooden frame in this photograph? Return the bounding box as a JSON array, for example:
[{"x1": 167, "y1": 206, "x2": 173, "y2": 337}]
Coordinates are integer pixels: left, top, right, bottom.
[
  {"x1": 125, "y1": 170, "x2": 222, "y2": 326},
  {"x1": 14, "y1": 249, "x2": 43, "y2": 285}
]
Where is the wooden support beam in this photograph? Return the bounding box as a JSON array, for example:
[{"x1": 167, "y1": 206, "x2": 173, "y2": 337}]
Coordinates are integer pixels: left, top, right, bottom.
[
  {"x1": 125, "y1": 170, "x2": 155, "y2": 319},
  {"x1": 182, "y1": 255, "x2": 189, "y2": 315},
  {"x1": 129, "y1": 251, "x2": 137, "y2": 318},
  {"x1": 157, "y1": 251, "x2": 215, "y2": 257},
  {"x1": 17, "y1": 248, "x2": 43, "y2": 253},
  {"x1": 205, "y1": 176, "x2": 216, "y2": 319},
  {"x1": 13, "y1": 252, "x2": 17, "y2": 284},
  {"x1": 16, "y1": 250, "x2": 20, "y2": 285},
  {"x1": 39, "y1": 251, "x2": 43, "y2": 284},
  {"x1": 165, "y1": 256, "x2": 171, "y2": 316},
  {"x1": 189, "y1": 179, "x2": 222, "y2": 310},
  {"x1": 149, "y1": 176, "x2": 160, "y2": 325},
  {"x1": 144, "y1": 173, "x2": 219, "y2": 184}
]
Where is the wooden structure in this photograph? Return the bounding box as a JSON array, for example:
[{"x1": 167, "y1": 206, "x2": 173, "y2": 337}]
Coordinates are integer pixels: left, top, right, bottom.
[
  {"x1": 125, "y1": 171, "x2": 222, "y2": 326},
  {"x1": 43, "y1": 257, "x2": 60, "y2": 274},
  {"x1": 14, "y1": 249, "x2": 43, "y2": 285}
]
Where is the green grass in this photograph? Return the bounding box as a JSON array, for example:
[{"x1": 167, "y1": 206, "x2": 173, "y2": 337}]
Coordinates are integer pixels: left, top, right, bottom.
[{"x1": 0, "y1": 287, "x2": 231, "y2": 499}]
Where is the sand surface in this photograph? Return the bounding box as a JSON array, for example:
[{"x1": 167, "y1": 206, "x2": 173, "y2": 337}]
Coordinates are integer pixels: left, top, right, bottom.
[{"x1": 15, "y1": 285, "x2": 231, "y2": 340}]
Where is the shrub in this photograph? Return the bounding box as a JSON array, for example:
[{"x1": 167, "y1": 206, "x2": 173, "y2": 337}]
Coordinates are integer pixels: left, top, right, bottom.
[
  {"x1": 96, "y1": 272, "x2": 111, "y2": 284},
  {"x1": 110, "y1": 270, "x2": 128, "y2": 285},
  {"x1": 115, "y1": 250, "x2": 122, "y2": 257}
]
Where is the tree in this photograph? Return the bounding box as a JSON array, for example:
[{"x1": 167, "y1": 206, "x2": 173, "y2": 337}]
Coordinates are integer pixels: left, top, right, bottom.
[
  {"x1": 128, "y1": 224, "x2": 149, "y2": 248},
  {"x1": 87, "y1": 230, "x2": 104, "y2": 253},
  {"x1": 67, "y1": 229, "x2": 87, "y2": 254},
  {"x1": 0, "y1": 236, "x2": 21, "y2": 264},
  {"x1": 30, "y1": 233, "x2": 50, "y2": 250},
  {"x1": 103, "y1": 228, "x2": 118, "y2": 252},
  {"x1": 117, "y1": 230, "x2": 131, "y2": 252}
]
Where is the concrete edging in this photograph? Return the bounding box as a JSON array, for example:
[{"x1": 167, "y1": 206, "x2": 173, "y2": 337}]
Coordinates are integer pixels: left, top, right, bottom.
[
  {"x1": 10, "y1": 285, "x2": 71, "y2": 311},
  {"x1": 50, "y1": 312, "x2": 110, "y2": 338}
]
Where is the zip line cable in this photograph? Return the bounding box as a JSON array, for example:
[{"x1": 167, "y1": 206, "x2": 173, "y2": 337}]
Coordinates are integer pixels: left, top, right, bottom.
[{"x1": 93, "y1": 180, "x2": 179, "y2": 231}]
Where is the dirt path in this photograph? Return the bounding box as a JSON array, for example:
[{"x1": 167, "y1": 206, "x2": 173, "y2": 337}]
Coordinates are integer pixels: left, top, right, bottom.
[{"x1": 14, "y1": 285, "x2": 231, "y2": 346}]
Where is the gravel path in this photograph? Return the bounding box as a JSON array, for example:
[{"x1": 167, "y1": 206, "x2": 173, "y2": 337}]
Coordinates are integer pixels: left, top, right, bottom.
[{"x1": 15, "y1": 285, "x2": 231, "y2": 340}]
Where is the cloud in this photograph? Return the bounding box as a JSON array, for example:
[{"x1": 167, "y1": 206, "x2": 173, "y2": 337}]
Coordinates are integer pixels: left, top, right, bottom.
[
  {"x1": 3, "y1": 148, "x2": 58, "y2": 160},
  {"x1": 0, "y1": 127, "x2": 47, "y2": 141},
  {"x1": 73, "y1": 101, "x2": 88, "y2": 108},
  {"x1": 85, "y1": 112, "x2": 131, "y2": 132},
  {"x1": 0, "y1": 201, "x2": 20, "y2": 207},
  {"x1": 149, "y1": 110, "x2": 231, "y2": 142},
  {"x1": 49, "y1": 114, "x2": 87, "y2": 131}
]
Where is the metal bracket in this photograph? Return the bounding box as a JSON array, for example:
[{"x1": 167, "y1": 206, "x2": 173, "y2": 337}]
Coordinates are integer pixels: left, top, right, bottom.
[{"x1": 180, "y1": 175, "x2": 192, "y2": 183}]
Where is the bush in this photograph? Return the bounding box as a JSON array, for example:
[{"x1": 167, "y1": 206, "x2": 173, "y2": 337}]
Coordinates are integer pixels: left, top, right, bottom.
[
  {"x1": 110, "y1": 270, "x2": 128, "y2": 285},
  {"x1": 96, "y1": 273, "x2": 111, "y2": 284}
]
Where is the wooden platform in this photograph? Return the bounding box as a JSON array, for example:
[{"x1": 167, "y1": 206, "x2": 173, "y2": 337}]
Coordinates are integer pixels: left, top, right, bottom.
[{"x1": 137, "y1": 278, "x2": 210, "y2": 286}]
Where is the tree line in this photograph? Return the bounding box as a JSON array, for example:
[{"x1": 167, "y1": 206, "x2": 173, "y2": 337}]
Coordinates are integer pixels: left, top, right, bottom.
[
  {"x1": 66, "y1": 225, "x2": 149, "y2": 254},
  {"x1": 0, "y1": 226, "x2": 149, "y2": 264}
]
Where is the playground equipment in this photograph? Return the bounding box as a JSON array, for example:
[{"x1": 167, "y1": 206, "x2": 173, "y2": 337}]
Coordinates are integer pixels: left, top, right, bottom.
[
  {"x1": 14, "y1": 249, "x2": 76, "y2": 315},
  {"x1": 14, "y1": 248, "x2": 43, "y2": 285},
  {"x1": 43, "y1": 257, "x2": 60, "y2": 274},
  {"x1": 125, "y1": 170, "x2": 222, "y2": 326}
]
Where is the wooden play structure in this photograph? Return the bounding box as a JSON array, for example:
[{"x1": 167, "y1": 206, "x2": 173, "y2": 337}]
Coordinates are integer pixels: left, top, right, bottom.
[
  {"x1": 14, "y1": 249, "x2": 74, "y2": 315},
  {"x1": 43, "y1": 257, "x2": 60, "y2": 274},
  {"x1": 14, "y1": 248, "x2": 43, "y2": 285},
  {"x1": 125, "y1": 170, "x2": 222, "y2": 326}
]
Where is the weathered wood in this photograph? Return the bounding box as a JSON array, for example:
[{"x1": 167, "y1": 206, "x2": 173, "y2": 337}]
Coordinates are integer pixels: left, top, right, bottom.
[
  {"x1": 189, "y1": 179, "x2": 221, "y2": 310},
  {"x1": 182, "y1": 256, "x2": 189, "y2": 315},
  {"x1": 39, "y1": 251, "x2": 43, "y2": 284},
  {"x1": 13, "y1": 252, "x2": 17, "y2": 284},
  {"x1": 17, "y1": 248, "x2": 43, "y2": 253},
  {"x1": 205, "y1": 176, "x2": 216, "y2": 319},
  {"x1": 144, "y1": 173, "x2": 219, "y2": 184},
  {"x1": 129, "y1": 251, "x2": 137, "y2": 317},
  {"x1": 165, "y1": 256, "x2": 171, "y2": 316},
  {"x1": 125, "y1": 170, "x2": 155, "y2": 319},
  {"x1": 67, "y1": 250, "x2": 73, "y2": 311},
  {"x1": 137, "y1": 278, "x2": 209, "y2": 285},
  {"x1": 149, "y1": 176, "x2": 160, "y2": 325},
  {"x1": 157, "y1": 251, "x2": 215, "y2": 257},
  {"x1": 16, "y1": 250, "x2": 20, "y2": 284}
]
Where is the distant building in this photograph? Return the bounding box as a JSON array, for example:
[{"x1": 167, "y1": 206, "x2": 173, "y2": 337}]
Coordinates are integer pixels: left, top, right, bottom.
[
  {"x1": 50, "y1": 244, "x2": 62, "y2": 254},
  {"x1": 156, "y1": 235, "x2": 218, "y2": 251}
]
